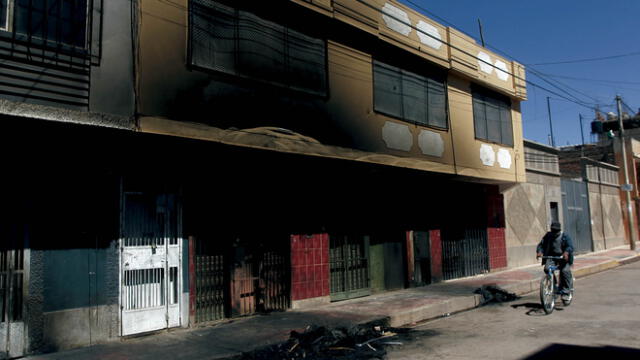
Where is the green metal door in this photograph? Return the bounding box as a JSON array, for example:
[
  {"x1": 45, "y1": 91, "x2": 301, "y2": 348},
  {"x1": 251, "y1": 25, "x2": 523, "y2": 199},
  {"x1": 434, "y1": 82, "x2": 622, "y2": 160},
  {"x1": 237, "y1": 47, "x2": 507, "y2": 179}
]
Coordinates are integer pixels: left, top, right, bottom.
[{"x1": 329, "y1": 235, "x2": 370, "y2": 301}]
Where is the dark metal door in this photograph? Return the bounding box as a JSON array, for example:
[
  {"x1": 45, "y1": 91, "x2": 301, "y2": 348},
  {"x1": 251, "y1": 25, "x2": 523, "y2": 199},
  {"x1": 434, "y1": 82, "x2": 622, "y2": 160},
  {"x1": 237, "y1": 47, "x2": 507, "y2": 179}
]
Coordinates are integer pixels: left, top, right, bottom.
[
  {"x1": 413, "y1": 231, "x2": 431, "y2": 286},
  {"x1": 230, "y1": 248, "x2": 256, "y2": 317},
  {"x1": 441, "y1": 228, "x2": 489, "y2": 280},
  {"x1": 1, "y1": 224, "x2": 26, "y2": 359},
  {"x1": 194, "y1": 240, "x2": 226, "y2": 323},
  {"x1": 330, "y1": 235, "x2": 370, "y2": 301},
  {"x1": 230, "y1": 239, "x2": 290, "y2": 317},
  {"x1": 258, "y1": 250, "x2": 289, "y2": 312},
  {"x1": 561, "y1": 179, "x2": 593, "y2": 254},
  {"x1": 194, "y1": 236, "x2": 290, "y2": 322}
]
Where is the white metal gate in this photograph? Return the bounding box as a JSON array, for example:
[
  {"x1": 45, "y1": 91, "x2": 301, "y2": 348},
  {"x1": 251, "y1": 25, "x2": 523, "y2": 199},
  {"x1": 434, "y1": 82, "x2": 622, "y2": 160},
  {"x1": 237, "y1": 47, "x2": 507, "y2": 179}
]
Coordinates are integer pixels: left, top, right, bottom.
[
  {"x1": 121, "y1": 192, "x2": 181, "y2": 336},
  {"x1": 1, "y1": 228, "x2": 26, "y2": 359}
]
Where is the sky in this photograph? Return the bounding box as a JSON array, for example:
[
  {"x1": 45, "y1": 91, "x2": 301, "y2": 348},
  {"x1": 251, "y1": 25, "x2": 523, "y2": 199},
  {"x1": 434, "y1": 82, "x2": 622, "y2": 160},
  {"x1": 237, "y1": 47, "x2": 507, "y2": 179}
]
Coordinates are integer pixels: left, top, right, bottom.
[{"x1": 399, "y1": 0, "x2": 640, "y2": 147}]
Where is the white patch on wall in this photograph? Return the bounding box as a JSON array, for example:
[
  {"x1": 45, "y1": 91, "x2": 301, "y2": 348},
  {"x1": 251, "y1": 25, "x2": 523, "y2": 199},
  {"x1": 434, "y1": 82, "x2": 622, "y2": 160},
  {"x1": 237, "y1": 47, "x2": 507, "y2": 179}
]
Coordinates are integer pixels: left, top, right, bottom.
[
  {"x1": 418, "y1": 130, "x2": 444, "y2": 157},
  {"x1": 494, "y1": 60, "x2": 510, "y2": 81},
  {"x1": 382, "y1": 121, "x2": 413, "y2": 152},
  {"x1": 480, "y1": 144, "x2": 496, "y2": 166},
  {"x1": 416, "y1": 21, "x2": 442, "y2": 50},
  {"x1": 477, "y1": 51, "x2": 493, "y2": 75},
  {"x1": 497, "y1": 148, "x2": 512, "y2": 169},
  {"x1": 382, "y1": 3, "x2": 412, "y2": 36}
]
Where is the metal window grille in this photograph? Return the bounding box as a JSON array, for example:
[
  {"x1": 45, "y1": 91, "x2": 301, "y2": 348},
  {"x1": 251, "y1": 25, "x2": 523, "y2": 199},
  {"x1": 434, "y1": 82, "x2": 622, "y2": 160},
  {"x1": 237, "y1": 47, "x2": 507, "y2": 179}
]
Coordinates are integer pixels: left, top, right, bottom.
[
  {"x1": 123, "y1": 268, "x2": 165, "y2": 310},
  {"x1": 472, "y1": 88, "x2": 513, "y2": 146},
  {"x1": 0, "y1": 0, "x2": 102, "y2": 109},
  {"x1": 14, "y1": 0, "x2": 87, "y2": 47},
  {"x1": 373, "y1": 60, "x2": 447, "y2": 129},
  {"x1": 189, "y1": 0, "x2": 327, "y2": 96}
]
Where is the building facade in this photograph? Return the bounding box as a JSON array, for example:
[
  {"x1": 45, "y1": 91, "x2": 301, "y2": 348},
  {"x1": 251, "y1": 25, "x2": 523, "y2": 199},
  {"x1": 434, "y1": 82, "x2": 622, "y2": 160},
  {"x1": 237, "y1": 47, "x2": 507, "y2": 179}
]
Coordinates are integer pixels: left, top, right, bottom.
[{"x1": 1, "y1": 0, "x2": 528, "y2": 356}]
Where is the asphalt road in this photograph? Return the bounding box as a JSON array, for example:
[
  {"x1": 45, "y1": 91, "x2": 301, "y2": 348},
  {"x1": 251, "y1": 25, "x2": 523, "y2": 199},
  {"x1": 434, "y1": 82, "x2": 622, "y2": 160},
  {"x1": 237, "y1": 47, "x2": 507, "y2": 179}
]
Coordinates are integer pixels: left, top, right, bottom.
[{"x1": 386, "y1": 261, "x2": 640, "y2": 360}]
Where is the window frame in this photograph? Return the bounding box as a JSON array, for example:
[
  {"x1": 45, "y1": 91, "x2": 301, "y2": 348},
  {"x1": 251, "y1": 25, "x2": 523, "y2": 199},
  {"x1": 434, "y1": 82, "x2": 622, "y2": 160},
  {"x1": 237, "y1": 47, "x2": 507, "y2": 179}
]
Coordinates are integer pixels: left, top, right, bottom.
[
  {"x1": 0, "y1": 0, "x2": 11, "y2": 31},
  {"x1": 471, "y1": 85, "x2": 514, "y2": 147},
  {"x1": 372, "y1": 59, "x2": 449, "y2": 131},
  {"x1": 0, "y1": 0, "x2": 90, "y2": 50},
  {"x1": 188, "y1": 0, "x2": 329, "y2": 98}
]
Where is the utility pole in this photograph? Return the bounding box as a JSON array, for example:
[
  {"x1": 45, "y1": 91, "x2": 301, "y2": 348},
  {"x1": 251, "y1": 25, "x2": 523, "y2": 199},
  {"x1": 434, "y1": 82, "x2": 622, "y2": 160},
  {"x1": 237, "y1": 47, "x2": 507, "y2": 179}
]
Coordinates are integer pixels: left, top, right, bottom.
[
  {"x1": 616, "y1": 95, "x2": 637, "y2": 250},
  {"x1": 547, "y1": 97, "x2": 556, "y2": 147},
  {"x1": 579, "y1": 114, "x2": 585, "y2": 157}
]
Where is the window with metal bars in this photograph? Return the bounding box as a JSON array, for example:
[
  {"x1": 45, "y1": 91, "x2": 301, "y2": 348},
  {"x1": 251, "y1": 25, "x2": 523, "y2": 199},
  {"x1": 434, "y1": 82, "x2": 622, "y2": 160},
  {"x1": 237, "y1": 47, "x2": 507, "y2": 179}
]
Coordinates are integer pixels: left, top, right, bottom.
[
  {"x1": 373, "y1": 60, "x2": 448, "y2": 129},
  {"x1": 189, "y1": 0, "x2": 327, "y2": 96},
  {"x1": 1, "y1": 0, "x2": 88, "y2": 48},
  {"x1": 472, "y1": 86, "x2": 514, "y2": 146}
]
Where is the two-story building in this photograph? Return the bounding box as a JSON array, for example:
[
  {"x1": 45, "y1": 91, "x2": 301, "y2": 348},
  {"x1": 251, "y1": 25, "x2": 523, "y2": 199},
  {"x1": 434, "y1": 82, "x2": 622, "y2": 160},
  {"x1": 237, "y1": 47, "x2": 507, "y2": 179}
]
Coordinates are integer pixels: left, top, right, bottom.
[{"x1": 0, "y1": 0, "x2": 527, "y2": 356}]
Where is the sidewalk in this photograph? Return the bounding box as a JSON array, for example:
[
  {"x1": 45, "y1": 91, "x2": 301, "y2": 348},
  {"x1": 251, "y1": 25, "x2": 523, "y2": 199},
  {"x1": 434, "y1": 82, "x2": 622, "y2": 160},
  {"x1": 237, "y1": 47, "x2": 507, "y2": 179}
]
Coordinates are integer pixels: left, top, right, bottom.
[{"x1": 29, "y1": 246, "x2": 640, "y2": 360}]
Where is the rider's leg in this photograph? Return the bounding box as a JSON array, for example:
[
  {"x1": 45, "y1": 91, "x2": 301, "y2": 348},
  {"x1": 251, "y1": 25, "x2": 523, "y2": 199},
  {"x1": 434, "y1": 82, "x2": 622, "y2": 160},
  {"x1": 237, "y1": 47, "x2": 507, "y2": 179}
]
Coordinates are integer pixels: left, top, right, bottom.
[{"x1": 559, "y1": 261, "x2": 572, "y2": 294}]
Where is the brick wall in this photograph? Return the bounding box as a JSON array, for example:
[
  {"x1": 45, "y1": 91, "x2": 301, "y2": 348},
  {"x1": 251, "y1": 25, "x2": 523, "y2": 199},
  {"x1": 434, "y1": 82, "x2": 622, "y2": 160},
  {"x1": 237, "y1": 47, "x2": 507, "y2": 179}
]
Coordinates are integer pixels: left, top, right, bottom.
[
  {"x1": 486, "y1": 185, "x2": 507, "y2": 270},
  {"x1": 488, "y1": 228, "x2": 507, "y2": 270},
  {"x1": 429, "y1": 230, "x2": 443, "y2": 282},
  {"x1": 290, "y1": 234, "x2": 329, "y2": 301}
]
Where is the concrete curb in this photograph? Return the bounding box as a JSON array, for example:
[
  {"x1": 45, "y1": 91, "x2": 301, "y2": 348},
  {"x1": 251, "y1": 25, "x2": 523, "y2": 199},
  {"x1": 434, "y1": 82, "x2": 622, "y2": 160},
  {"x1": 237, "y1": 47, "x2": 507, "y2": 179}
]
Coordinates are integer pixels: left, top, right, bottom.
[{"x1": 388, "y1": 253, "x2": 640, "y2": 328}]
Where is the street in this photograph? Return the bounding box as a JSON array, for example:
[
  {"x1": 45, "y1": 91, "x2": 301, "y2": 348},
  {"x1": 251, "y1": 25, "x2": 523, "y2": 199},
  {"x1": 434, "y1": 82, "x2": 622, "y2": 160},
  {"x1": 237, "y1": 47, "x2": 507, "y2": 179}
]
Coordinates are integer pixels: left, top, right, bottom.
[{"x1": 386, "y1": 261, "x2": 640, "y2": 360}]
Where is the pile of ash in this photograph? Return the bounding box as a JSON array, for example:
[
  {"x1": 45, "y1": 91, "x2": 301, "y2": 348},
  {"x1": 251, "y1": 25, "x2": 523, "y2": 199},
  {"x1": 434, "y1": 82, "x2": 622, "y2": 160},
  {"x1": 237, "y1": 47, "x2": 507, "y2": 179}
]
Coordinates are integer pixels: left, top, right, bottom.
[
  {"x1": 239, "y1": 323, "x2": 407, "y2": 360},
  {"x1": 474, "y1": 285, "x2": 520, "y2": 305}
]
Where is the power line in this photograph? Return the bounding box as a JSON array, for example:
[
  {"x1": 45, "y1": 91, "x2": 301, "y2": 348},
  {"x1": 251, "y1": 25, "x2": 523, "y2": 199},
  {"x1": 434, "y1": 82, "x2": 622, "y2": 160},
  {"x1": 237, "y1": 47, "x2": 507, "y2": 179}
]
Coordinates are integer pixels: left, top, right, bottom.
[
  {"x1": 529, "y1": 71, "x2": 602, "y2": 104},
  {"x1": 529, "y1": 51, "x2": 640, "y2": 66},
  {"x1": 621, "y1": 99, "x2": 637, "y2": 114},
  {"x1": 356, "y1": 0, "x2": 601, "y2": 111},
  {"x1": 395, "y1": 1, "x2": 605, "y2": 110},
  {"x1": 534, "y1": 73, "x2": 640, "y2": 86},
  {"x1": 528, "y1": 70, "x2": 600, "y2": 107}
]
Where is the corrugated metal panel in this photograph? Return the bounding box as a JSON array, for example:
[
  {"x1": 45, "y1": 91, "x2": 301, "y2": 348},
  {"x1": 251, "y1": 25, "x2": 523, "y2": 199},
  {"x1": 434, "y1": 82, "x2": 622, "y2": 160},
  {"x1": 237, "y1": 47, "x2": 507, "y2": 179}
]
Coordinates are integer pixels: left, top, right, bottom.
[
  {"x1": 0, "y1": 45, "x2": 90, "y2": 109},
  {"x1": 561, "y1": 179, "x2": 593, "y2": 254}
]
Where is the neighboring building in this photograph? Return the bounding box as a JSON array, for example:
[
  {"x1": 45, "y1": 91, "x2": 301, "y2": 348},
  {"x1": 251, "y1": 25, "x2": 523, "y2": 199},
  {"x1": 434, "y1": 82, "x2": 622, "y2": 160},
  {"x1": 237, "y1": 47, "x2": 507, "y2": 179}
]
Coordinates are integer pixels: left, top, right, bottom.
[
  {"x1": 504, "y1": 139, "x2": 626, "y2": 269},
  {"x1": 502, "y1": 140, "x2": 562, "y2": 268},
  {"x1": 559, "y1": 154, "x2": 625, "y2": 253},
  {"x1": 589, "y1": 111, "x2": 640, "y2": 246},
  {"x1": 1, "y1": 0, "x2": 528, "y2": 356}
]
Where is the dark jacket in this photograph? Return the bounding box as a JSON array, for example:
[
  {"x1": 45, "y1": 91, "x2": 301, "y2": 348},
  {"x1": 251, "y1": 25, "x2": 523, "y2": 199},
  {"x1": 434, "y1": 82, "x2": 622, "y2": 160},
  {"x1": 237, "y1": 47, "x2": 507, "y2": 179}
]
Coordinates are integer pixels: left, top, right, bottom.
[{"x1": 537, "y1": 231, "x2": 574, "y2": 265}]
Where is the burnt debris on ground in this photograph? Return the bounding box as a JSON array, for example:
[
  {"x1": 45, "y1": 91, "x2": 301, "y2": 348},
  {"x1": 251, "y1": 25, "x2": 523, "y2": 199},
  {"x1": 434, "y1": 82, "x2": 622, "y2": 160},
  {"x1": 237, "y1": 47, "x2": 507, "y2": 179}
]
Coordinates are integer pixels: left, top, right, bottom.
[
  {"x1": 474, "y1": 285, "x2": 520, "y2": 305},
  {"x1": 238, "y1": 322, "x2": 414, "y2": 360}
]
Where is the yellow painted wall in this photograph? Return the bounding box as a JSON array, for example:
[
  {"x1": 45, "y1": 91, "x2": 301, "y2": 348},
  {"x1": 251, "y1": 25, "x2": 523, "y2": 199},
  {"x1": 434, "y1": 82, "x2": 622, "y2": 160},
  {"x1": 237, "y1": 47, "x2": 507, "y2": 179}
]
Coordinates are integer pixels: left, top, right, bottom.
[
  {"x1": 448, "y1": 76, "x2": 525, "y2": 182},
  {"x1": 137, "y1": 0, "x2": 526, "y2": 183}
]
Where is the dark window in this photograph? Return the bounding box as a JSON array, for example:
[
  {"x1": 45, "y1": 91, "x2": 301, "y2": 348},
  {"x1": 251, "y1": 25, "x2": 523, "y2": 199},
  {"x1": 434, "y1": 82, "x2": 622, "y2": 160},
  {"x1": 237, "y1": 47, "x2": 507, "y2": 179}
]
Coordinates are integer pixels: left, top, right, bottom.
[
  {"x1": 373, "y1": 61, "x2": 447, "y2": 129},
  {"x1": 190, "y1": 0, "x2": 327, "y2": 96},
  {"x1": 472, "y1": 87, "x2": 513, "y2": 146},
  {"x1": 0, "y1": 0, "x2": 7, "y2": 30},
  {"x1": 12, "y1": 0, "x2": 88, "y2": 48}
]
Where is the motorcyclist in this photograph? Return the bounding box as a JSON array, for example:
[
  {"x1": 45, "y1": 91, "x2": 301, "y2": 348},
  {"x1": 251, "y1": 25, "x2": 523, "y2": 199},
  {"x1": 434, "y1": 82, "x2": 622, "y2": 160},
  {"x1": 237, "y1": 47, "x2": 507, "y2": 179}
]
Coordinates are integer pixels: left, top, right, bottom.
[{"x1": 536, "y1": 221, "x2": 574, "y2": 301}]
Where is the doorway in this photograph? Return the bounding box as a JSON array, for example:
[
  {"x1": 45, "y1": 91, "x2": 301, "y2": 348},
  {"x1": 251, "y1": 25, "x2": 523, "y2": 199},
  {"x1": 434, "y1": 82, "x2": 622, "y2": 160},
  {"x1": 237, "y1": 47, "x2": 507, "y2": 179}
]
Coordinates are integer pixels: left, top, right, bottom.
[{"x1": 120, "y1": 191, "x2": 181, "y2": 336}]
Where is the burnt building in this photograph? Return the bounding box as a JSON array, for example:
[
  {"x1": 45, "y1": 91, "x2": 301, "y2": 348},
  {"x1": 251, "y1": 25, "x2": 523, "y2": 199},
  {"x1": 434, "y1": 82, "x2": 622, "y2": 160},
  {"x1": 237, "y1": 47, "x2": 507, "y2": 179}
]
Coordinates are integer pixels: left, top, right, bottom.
[{"x1": 0, "y1": 0, "x2": 528, "y2": 356}]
